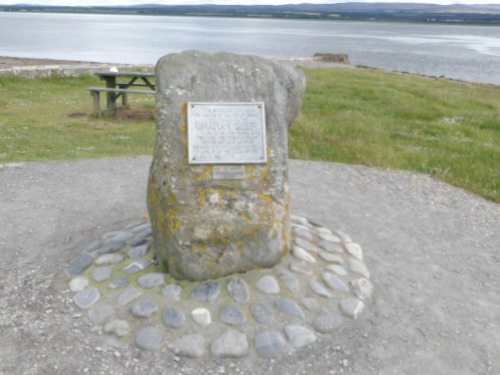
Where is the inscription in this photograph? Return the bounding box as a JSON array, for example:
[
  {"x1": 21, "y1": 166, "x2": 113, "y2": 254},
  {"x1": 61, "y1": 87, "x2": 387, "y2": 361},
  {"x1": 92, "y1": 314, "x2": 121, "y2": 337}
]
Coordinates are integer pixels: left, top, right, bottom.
[
  {"x1": 187, "y1": 102, "x2": 267, "y2": 165},
  {"x1": 212, "y1": 166, "x2": 246, "y2": 180}
]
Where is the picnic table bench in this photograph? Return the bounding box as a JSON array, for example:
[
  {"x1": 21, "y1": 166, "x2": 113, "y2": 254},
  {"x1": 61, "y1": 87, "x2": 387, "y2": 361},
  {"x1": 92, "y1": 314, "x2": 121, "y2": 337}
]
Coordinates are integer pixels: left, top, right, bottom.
[{"x1": 88, "y1": 71, "x2": 156, "y2": 116}]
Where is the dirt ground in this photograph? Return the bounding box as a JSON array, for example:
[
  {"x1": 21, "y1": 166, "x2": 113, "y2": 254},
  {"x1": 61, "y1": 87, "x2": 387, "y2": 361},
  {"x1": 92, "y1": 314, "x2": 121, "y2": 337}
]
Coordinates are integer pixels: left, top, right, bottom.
[{"x1": 0, "y1": 157, "x2": 498, "y2": 375}]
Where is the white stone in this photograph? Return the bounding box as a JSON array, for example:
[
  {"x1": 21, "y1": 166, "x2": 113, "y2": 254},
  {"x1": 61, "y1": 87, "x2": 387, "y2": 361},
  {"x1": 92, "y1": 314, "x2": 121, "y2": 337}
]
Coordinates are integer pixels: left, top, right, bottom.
[
  {"x1": 345, "y1": 242, "x2": 363, "y2": 261},
  {"x1": 314, "y1": 226, "x2": 332, "y2": 235},
  {"x1": 319, "y1": 252, "x2": 343, "y2": 264},
  {"x1": 192, "y1": 308, "x2": 211, "y2": 326},
  {"x1": 284, "y1": 325, "x2": 317, "y2": 348},
  {"x1": 326, "y1": 264, "x2": 348, "y2": 276},
  {"x1": 309, "y1": 280, "x2": 332, "y2": 298},
  {"x1": 69, "y1": 276, "x2": 90, "y2": 292},
  {"x1": 255, "y1": 275, "x2": 280, "y2": 294},
  {"x1": 351, "y1": 278, "x2": 373, "y2": 300},
  {"x1": 348, "y1": 258, "x2": 370, "y2": 278},
  {"x1": 322, "y1": 272, "x2": 349, "y2": 292},
  {"x1": 318, "y1": 233, "x2": 342, "y2": 242},
  {"x1": 291, "y1": 246, "x2": 316, "y2": 263},
  {"x1": 340, "y1": 298, "x2": 365, "y2": 319}
]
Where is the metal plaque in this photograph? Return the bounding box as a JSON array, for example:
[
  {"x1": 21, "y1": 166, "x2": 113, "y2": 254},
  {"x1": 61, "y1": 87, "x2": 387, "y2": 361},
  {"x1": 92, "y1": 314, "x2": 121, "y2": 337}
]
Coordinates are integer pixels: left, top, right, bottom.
[
  {"x1": 212, "y1": 165, "x2": 246, "y2": 180},
  {"x1": 187, "y1": 102, "x2": 267, "y2": 165}
]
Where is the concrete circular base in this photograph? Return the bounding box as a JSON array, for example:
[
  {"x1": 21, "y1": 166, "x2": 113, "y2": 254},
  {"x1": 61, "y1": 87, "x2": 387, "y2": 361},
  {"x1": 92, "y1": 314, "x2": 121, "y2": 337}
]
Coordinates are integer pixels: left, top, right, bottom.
[{"x1": 68, "y1": 214, "x2": 372, "y2": 359}]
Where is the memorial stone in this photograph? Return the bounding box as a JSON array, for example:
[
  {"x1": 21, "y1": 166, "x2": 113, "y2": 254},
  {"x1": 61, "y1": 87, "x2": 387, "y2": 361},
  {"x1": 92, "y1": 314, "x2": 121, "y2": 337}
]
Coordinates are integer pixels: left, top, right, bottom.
[{"x1": 148, "y1": 50, "x2": 305, "y2": 281}]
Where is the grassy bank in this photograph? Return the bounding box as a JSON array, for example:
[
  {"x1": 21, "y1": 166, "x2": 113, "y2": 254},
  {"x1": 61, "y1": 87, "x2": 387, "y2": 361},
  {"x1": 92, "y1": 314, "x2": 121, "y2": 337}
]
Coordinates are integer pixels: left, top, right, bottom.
[{"x1": 0, "y1": 68, "x2": 498, "y2": 202}]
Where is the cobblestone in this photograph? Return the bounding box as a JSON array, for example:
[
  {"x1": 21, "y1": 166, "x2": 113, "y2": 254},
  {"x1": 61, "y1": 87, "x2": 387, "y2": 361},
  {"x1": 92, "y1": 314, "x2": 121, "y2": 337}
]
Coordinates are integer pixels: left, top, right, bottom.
[{"x1": 69, "y1": 215, "x2": 372, "y2": 358}]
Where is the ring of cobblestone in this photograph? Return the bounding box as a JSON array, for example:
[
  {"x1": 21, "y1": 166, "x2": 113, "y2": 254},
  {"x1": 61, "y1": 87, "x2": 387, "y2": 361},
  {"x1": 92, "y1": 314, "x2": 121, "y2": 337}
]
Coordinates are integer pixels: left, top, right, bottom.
[{"x1": 68, "y1": 214, "x2": 372, "y2": 359}]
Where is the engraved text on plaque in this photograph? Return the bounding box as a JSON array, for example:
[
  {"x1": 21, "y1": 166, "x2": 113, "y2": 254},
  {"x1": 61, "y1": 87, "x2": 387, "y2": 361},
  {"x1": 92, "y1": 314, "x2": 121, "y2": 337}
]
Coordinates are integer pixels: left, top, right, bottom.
[{"x1": 187, "y1": 102, "x2": 267, "y2": 165}]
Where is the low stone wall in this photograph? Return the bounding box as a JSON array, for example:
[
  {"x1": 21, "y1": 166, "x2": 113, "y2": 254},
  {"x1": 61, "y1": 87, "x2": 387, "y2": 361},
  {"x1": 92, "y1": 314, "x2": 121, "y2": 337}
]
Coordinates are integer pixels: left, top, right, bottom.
[{"x1": 0, "y1": 64, "x2": 155, "y2": 79}]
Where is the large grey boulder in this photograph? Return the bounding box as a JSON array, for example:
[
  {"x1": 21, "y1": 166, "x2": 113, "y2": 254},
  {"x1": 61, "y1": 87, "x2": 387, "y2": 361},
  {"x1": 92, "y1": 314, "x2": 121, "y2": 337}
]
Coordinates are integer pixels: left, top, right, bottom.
[{"x1": 148, "y1": 50, "x2": 305, "y2": 281}]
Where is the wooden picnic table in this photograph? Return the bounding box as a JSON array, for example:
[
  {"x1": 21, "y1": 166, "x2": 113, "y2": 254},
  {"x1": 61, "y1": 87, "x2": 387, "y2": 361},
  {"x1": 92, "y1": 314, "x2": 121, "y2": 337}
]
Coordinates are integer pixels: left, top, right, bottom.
[{"x1": 87, "y1": 71, "x2": 156, "y2": 116}]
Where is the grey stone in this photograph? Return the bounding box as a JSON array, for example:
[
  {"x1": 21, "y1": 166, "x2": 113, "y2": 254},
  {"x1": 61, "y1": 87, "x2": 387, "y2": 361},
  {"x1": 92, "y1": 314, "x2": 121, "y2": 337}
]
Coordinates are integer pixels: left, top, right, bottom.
[
  {"x1": 348, "y1": 258, "x2": 370, "y2": 278},
  {"x1": 104, "y1": 319, "x2": 130, "y2": 337},
  {"x1": 98, "y1": 241, "x2": 126, "y2": 255},
  {"x1": 319, "y1": 252, "x2": 343, "y2": 264},
  {"x1": 138, "y1": 228, "x2": 152, "y2": 238},
  {"x1": 227, "y1": 277, "x2": 249, "y2": 304},
  {"x1": 128, "y1": 244, "x2": 149, "y2": 258},
  {"x1": 137, "y1": 273, "x2": 165, "y2": 288},
  {"x1": 110, "y1": 231, "x2": 134, "y2": 243},
  {"x1": 255, "y1": 330, "x2": 286, "y2": 358},
  {"x1": 169, "y1": 335, "x2": 206, "y2": 358},
  {"x1": 275, "y1": 299, "x2": 305, "y2": 319},
  {"x1": 124, "y1": 219, "x2": 147, "y2": 230},
  {"x1": 161, "y1": 284, "x2": 182, "y2": 301},
  {"x1": 220, "y1": 305, "x2": 246, "y2": 325},
  {"x1": 313, "y1": 312, "x2": 343, "y2": 333},
  {"x1": 92, "y1": 267, "x2": 112, "y2": 282},
  {"x1": 149, "y1": 51, "x2": 305, "y2": 281},
  {"x1": 132, "y1": 223, "x2": 151, "y2": 234},
  {"x1": 345, "y1": 242, "x2": 363, "y2": 260},
  {"x1": 95, "y1": 253, "x2": 123, "y2": 266},
  {"x1": 89, "y1": 305, "x2": 115, "y2": 325},
  {"x1": 322, "y1": 272, "x2": 350, "y2": 292},
  {"x1": 326, "y1": 264, "x2": 347, "y2": 276},
  {"x1": 190, "y1": 282, "x2": 221, "y2": 302},
  {"x1": 131, "y1": 298, "x2": 158, "y2": 318},
  {"x1": 250, "y1": 304, "x2": 274, "y2": 324},
  {"x1": 289, "y1": 262, "x2": 313, "y2": 275},
  {"x1": 340, "y1": 298, "x2": 365, "y2": 319},
  {"x1": 102, "y1": 231, "x2": 120, "y2": 241},
  {"x1": 292, "y1": 226, "x2": 313, "y2": 240},
  {"x1": 291, "y1": 246, "x2": 316, "y2": 263},
  {"x1": 294, "y1": 237, "x2": 320, "y2": 252},
  {"x1": 191, "y1": 308, "x2": 211, "y2": 326},
  {"x1": 211, "y1": 329, "x2": 249, "y2": 358},
  {"x1": 84, "y1": 240, "x2": 102, "y2": 253},
  {"x1": 255, "y1": 275, "x2": 280, "y2": 294},
  {"x1": 130, "y1": 237, "x2": 147, "y2": 247},
  {"x1": 69, "y1": 276, "x2": 89, "y2": 292},
  {"x1": 135, "y1": 327, "x2": 163, "y2": 351},
  {"x1": 276, "y1": 267, "x2": 299, "y2": 293},
  {"x1": 317, "y1": 240, "x2": 344, "y2": 254},
  {"x1": 109, "y1": 276, "x2": 129, "y2": 289},
  {"x1": 162, "y1": 308, "x2": 186, "y2": 328},
  {"x1": 309, "y1": 279, "x2": 332, "y2": 298},
  {"x1": 351, "y1": 278, "x2": 373, "y2": 300},
  {"x1": 118, "y1": 287, "x2": 142, "y2": 306},
  {"x1": 73, "y1": 288, "x2": 100, "y2": 309},
  {"x1": 301, "y1": 297, "x2": 320, "y2": 311},
  {"x1": 68, "y1": 254, "x2": 93, "y2": 275},
  {"x1": 284, "y1": 325, "x2": 317, "y2": 348},
  {"x1": 122, "y1": 260, "x2": 152, "y2": 274}
]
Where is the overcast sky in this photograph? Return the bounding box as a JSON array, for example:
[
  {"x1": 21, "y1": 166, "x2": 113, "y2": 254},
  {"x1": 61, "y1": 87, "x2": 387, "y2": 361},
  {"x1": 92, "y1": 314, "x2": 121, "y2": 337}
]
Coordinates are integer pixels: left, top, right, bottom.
[{"x1": 0, "y1": 1, "x2": 491, "y2": 6}]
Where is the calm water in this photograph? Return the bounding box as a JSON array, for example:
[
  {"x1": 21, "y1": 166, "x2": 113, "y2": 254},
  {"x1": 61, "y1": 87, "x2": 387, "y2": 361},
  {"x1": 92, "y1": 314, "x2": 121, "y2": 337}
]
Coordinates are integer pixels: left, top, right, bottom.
[{"x1": 2, "y1": 12, "x2": 500, "y2": 84}]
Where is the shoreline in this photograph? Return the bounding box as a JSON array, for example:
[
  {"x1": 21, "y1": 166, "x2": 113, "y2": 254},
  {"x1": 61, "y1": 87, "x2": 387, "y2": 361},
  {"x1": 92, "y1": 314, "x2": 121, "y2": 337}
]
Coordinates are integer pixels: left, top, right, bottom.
[{"x1": 1, "y1": 55, "x2": 494, "y2": 87}]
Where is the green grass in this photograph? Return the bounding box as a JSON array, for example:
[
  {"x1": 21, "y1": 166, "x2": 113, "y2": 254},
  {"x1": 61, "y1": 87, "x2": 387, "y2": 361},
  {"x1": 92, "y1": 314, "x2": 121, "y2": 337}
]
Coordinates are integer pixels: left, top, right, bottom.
[
  {"x1": 0, "y1": 74, "x2": 155, "y2": 161},
  {"x1": 289, "y1": 68, "x2": 500, "y2": 203},
  {"x1": 0, "y1": 68, "x2": 498, "y2": 202}
]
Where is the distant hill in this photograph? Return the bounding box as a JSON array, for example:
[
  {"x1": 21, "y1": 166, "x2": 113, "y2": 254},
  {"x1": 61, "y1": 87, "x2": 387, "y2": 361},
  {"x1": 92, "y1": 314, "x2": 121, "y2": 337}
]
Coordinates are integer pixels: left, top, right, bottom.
[{"x1": 3, "y1": 2, "x2": 500, "y2": 24}]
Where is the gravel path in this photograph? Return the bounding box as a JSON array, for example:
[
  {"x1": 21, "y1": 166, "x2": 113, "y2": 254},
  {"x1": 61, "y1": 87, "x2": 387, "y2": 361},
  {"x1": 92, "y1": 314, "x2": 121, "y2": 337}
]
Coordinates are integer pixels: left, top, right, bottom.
[{"x1": 1, "y1": 157, "x2": 498, "y2": 374}]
